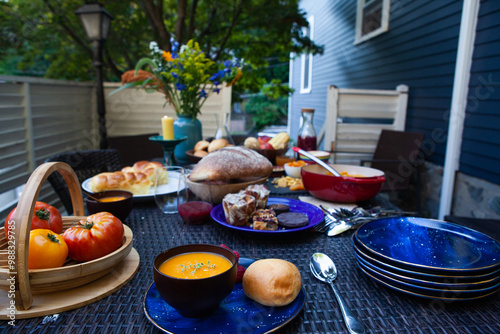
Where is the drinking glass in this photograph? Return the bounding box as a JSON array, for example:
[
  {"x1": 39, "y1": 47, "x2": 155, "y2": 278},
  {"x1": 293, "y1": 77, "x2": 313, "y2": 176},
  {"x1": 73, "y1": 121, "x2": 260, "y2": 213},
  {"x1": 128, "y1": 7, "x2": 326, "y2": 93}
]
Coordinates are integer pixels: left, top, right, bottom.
[
  {"x1": 154, "y1": 166, "x2": 185, "y2": 214},
  {"x1": 177, "y1": 173, "x2": 214, "y2": 224}
]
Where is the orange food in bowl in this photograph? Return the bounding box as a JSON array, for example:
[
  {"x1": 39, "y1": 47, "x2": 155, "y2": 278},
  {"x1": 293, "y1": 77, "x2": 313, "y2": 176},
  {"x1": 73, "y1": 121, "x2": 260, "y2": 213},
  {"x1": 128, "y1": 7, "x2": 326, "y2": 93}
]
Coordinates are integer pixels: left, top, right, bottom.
[
  {"x1": 99, "y1": 196, "x2": 126, "y2": 202},
  {"x1": 326, "y1": 171, "x2": 366, "y2": 178},
  {"x1": 158, "y1": 252, "x2": 233, "y2": 279},
  {"x1": 287, "y1": 160, "x2": 307, "y2": 167}
]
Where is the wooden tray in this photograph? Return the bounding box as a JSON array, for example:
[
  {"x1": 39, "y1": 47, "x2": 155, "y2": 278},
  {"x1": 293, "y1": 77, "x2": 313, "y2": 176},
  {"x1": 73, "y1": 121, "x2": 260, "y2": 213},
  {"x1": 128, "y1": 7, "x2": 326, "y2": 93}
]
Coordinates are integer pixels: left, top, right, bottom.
[
  {"x1": 0, "y1": 247, "x2": 139, "y2": 320},
  {"x1": 0, "y1": 162, "x2": 137, "y2": 312}
]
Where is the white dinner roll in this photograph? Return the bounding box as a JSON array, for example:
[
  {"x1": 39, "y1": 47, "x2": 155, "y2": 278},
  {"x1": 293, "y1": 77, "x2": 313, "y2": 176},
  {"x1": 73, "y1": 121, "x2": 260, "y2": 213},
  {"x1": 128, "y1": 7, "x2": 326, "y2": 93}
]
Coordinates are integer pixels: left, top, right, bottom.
[{"x1": 242, "y1": 259, "x2": 301, "y2": 306}]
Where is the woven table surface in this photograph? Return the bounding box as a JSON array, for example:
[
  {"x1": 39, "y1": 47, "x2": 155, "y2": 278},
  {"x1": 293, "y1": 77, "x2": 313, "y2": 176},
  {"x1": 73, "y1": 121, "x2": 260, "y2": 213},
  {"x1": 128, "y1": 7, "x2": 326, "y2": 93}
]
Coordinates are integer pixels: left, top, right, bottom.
[{"x1": 2, "y1": 195, "x2": 499, "y2": 334}]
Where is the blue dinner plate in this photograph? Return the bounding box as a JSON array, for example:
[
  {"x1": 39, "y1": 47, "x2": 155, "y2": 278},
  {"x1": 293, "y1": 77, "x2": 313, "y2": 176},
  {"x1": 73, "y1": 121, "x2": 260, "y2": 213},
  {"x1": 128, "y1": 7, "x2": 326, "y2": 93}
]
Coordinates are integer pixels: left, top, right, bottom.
[
  {"x1": 355, "y1": 259, "x2": 500, "y2": 300},
  {"x1": 355, "y1": 217, "x2": 500, "y2": 273},
  {"x1": 210, "y1": 197, "x2": 324, "y2": 236},
  {"x1": 352, "y1": 234, "x2": 500, "y2": 283},
  {"x1": 143, "y1": 257, "x2": 306, "y2": 334},
  {"x1": 354, "y1": 252, "x2": 500, "y2": 290}
]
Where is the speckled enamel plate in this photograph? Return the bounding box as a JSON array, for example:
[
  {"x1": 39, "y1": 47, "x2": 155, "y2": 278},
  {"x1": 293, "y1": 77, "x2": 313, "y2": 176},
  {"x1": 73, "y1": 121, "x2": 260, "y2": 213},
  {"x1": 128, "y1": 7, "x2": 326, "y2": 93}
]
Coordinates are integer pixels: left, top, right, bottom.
[
  {"x1": 143, "y1": 258, "x2": 305, "y2": 334},
  {"x1": 355, "y1": 217, "x2": 500, "y2": 273}
]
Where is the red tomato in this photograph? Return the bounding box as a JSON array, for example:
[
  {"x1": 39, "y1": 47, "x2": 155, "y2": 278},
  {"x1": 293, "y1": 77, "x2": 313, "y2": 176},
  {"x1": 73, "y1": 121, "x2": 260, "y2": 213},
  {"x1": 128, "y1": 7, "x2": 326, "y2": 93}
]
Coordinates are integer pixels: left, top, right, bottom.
[
  {"x1": 62, "y1": 212, "x2": 124, "y2": 262},
  {"x1": 5, "y1": 201, "x2": 62, "y2": 240}
]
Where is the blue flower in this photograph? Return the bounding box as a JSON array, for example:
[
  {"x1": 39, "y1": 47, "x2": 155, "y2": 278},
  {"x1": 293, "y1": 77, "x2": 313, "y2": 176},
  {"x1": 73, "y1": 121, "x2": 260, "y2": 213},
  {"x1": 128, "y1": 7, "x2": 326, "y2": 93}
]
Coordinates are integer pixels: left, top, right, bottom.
[
  {"x1": 212, "y1": 81, "x2": 219, "y2": 86},
  {"x1": 199, "y1": 89, "x2": 208, "y2": 98},
  {"x1": 171, "y1": 41, "x2": 180, "y2": 52},
  {"x1": 172, "y1": 72, "x2": 178, "y2": 78},
  {"x1": 224, "y1": 60, "x2": 232, "y2": 68},
  {"x1": 209, "y1": 72, "x2": 219, "y2": 81},
  {"x1": 176, "y1": 83, "x2": 186, "y2": 91},
  {"x1": 213, "y1": 87, "x2": 220, "y2": 94}
]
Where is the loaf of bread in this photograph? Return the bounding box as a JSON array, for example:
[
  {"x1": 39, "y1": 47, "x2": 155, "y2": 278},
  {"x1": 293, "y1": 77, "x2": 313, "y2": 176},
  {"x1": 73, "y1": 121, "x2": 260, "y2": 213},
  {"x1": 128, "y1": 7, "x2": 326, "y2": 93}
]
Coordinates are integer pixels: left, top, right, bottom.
[
  {"x1": 242, "y1": 259, "x2": 301, "y2": 306},
  {"x1": 89, "y1": 160, "x2": 167, "y2": 194},
  {"x1": 89, "y1": 171, "x2": 152, "y2": 195},
  {"x1": 189, "y1": 146, "x2": 273, "y2": 182},
  {"x1": 121, "y1": 161, "x2": 166, "y2": 182}
]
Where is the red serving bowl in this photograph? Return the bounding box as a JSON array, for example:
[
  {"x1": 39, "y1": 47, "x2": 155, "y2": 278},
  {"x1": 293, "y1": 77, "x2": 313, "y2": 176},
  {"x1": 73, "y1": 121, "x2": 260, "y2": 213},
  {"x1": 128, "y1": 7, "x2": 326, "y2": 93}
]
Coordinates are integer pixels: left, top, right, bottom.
[{"x1": 301, "y1": 164, "x2": 386, "y2": 203}]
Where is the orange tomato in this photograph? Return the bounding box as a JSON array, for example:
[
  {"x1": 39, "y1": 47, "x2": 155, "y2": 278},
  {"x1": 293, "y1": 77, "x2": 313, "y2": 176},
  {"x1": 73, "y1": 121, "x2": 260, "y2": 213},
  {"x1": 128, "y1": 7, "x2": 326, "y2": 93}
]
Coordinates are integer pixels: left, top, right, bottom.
[{"x1": 28, "y1": 229, "x2": 68, "y2": 269}]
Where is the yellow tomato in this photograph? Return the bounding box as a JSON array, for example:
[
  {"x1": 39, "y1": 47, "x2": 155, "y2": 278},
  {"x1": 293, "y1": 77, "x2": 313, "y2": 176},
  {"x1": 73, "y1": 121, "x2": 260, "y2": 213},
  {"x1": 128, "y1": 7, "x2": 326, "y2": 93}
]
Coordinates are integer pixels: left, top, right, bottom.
[{"x1": 28, "y1": 229, "x2": 68, "y2": 269}]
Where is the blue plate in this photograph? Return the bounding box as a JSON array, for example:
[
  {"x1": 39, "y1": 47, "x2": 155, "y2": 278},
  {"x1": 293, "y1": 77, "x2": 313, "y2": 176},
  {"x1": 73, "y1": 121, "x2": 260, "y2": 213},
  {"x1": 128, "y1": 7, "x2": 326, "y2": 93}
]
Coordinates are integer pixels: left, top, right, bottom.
[
  {"x1": 352, "y1": 234, "x2": 500, "y2": 282},
  {"x1": 356, "y1": 259, "x2": 500, "y2": 300},
  {"x1": 143, "y1": 258, "x2": 306, "y2": 334},
  {"x1": 210, "y1": 197, "x2": 324, "y2": 236},
  {"x1": 356, "y1": 217, "x2": 500, "y2": 273},
  {"x1": 354, "y1": 252, "x2": 500, "y2": 290}
]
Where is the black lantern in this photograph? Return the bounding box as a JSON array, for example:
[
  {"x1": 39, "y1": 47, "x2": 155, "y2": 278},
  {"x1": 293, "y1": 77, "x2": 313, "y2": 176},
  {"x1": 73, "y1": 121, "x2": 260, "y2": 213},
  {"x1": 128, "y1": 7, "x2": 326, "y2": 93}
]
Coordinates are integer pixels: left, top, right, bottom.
[{"x1": 75, "y1": 3, "x2": 113, "y2": 149}]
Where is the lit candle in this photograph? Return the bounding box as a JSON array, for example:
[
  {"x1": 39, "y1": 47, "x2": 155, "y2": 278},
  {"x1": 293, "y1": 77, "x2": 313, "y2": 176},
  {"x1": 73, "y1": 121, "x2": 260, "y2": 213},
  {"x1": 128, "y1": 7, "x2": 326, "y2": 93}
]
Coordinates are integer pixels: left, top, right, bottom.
[{"x1": 161, "y1": 116, "x2": 174, "y2": 140}]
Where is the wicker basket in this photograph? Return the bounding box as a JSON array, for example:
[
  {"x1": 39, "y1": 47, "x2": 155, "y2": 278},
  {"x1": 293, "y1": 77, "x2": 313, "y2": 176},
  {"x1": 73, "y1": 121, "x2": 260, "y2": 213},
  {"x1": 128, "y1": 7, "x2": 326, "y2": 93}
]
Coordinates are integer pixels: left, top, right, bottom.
[{"x1": 0, "y1": 162, "x2": 134, "y2": 311}]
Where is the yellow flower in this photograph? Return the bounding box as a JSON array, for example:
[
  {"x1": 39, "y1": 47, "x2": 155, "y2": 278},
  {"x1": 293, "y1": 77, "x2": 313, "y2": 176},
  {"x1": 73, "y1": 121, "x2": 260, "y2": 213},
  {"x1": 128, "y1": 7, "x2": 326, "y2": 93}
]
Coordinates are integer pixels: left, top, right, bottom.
[{"x1": 162, "y1": 51, "x2": 173, "y2": 62}]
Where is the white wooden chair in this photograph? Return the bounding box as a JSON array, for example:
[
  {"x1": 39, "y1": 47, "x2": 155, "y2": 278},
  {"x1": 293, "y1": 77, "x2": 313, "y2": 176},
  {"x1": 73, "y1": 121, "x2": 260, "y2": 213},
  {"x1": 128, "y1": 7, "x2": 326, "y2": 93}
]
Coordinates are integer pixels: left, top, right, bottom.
[{"x1": 318, "y1": 84, "x2": 409, "y2": 165}]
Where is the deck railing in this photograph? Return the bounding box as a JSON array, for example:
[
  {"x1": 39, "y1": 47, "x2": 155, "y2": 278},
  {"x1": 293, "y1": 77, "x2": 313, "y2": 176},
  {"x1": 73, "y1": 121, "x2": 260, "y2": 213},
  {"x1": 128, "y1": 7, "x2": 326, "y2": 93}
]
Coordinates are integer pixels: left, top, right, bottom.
[{"x1": 0, "y1": 75, "x2": 231, "y2": 221}]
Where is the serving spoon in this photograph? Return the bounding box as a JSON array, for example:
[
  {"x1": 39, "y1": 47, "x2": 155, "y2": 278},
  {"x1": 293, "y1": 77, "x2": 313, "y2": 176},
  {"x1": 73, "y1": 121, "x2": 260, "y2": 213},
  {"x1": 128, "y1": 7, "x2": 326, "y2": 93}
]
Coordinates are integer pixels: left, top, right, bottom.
[
  {"x1": 292, "y1": 147, "x2": 341, "y2": 177},
  {"x1": 82, "y1": 190, "x2": 103, "y2": 202},
  {"x1": 310, "y1": 253, "x2": 366, "y2": 334}
]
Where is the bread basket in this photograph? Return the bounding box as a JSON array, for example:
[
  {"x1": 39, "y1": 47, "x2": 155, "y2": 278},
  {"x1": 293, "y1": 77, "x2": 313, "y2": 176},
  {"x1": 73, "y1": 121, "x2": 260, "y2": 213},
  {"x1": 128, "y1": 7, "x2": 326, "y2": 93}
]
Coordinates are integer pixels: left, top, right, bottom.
[{"x1": 0, "y1": 162, "x2": 136, "y2": 312}]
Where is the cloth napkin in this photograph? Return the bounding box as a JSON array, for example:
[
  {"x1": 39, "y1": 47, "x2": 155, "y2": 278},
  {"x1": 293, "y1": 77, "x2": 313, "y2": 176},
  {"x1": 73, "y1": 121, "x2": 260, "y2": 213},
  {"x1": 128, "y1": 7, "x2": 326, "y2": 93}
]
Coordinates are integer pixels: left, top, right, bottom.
[{"x1": 298, "y1": 196, "x2": 357, "y2": 211}]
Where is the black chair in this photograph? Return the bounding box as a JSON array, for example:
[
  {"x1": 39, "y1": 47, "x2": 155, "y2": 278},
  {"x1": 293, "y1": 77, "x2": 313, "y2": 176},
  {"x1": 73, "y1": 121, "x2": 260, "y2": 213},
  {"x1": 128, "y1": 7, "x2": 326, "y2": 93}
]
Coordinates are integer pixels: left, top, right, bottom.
[
  {"x1": 361, "y1": 130, "x2": 425, "y2": 213},
  {"x1": 45, "y1": 149, "x2": 122, "y2": 214},
  {"x1": 108, "y1": 133, "x2": 164, "y2": 167}
]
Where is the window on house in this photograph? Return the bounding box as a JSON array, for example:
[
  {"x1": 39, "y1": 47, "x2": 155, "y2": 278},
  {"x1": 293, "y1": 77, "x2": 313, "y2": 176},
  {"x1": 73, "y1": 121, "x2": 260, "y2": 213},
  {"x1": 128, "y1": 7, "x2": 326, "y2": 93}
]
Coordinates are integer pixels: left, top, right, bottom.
[
  {"x1": 355, "y1": 0, "x2": 390, "y2": 44},
  {"x1": 300, "y1": 16, "x2": 314, "y2": 94}
]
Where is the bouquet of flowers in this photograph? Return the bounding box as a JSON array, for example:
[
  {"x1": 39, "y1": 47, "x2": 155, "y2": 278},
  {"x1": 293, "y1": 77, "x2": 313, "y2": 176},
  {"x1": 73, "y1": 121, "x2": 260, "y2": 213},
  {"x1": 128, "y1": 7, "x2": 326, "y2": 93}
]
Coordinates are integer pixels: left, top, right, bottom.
[{"x1": 120, "y1": 39, "x2": 243, "y2": 119}]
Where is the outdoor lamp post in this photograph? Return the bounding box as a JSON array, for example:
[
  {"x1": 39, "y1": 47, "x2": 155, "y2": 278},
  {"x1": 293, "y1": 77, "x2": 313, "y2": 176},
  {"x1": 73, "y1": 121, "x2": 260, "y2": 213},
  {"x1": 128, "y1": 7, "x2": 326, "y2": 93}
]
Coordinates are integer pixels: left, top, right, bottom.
[{"x1": 75, "y1": 3, "x2": 113, "y2": 149}]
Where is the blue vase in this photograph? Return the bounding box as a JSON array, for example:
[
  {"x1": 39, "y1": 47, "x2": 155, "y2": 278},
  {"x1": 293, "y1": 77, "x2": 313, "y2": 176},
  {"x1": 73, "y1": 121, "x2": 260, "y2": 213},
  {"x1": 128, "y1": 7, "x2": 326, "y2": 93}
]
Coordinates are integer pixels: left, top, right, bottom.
[{"x1": 174, "y1": 115, "x2": 202, "y2": 164}]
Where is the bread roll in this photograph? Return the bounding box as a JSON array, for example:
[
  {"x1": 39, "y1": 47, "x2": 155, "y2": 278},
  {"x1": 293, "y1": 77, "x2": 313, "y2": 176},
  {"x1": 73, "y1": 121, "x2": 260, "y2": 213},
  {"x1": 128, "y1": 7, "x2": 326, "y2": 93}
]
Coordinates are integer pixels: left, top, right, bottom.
[
  {"x1": 189, "y1": 146, "x2": 273, "y2": 182},
  {"x1": 243, "y1": 259, "x2": 301, "y2": 306},
  {"x1": 194, "y1": 140, "x2": 210, "y2": 152},
  {"x1": 208, "y1": 138, "x2": 229, "y2": 152}
]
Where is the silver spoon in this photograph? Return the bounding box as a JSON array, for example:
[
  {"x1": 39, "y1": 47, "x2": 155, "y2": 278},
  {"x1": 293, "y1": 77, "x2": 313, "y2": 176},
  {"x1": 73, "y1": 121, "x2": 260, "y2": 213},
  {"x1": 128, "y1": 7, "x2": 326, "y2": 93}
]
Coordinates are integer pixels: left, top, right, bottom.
[
  {"x1": 292, "y1": 147, "x2": 342, "y2": 176},
  {"x1": 310, "y1": 253, "x2": 366, "y2": 334}
]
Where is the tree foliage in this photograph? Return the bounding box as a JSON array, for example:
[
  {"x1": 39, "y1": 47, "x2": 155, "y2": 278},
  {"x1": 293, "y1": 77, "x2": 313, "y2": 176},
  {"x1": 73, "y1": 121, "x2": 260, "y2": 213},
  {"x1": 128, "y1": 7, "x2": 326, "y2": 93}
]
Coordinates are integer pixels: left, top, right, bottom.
[{"x1": 1, "y1": 0, "x2": 323, "y2": 93}]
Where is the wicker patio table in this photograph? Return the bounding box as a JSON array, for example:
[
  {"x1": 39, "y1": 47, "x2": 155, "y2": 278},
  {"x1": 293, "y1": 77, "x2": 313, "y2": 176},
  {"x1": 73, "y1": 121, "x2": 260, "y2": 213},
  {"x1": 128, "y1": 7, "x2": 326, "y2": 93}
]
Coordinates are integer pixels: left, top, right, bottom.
[{"x1": 2, "y1": 194, "x2": 499, "y2": 334}]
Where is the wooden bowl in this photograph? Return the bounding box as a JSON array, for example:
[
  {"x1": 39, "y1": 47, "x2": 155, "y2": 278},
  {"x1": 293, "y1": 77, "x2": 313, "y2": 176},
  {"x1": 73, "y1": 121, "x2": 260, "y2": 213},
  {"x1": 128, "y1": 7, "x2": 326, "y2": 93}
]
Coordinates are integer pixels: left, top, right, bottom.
[
  {"x1": 185, "y1": 149, "x2": 204, "y2": 164},
  {"x1": 0, "y1": 162, "x2": 134, "y2": 311},
  {"x1": 186, "y1": 176, "x2": 269, "y2": 204},
  {"x1": 252, "y1": 147, "x2": 288, "y2": 165}
]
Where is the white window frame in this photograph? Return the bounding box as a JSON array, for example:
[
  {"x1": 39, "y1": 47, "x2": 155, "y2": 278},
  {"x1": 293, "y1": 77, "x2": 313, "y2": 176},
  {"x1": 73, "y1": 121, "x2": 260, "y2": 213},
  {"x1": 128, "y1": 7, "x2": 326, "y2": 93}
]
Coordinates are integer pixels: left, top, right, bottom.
[
  {"x1": 300, "y1": 15, "x2": 314, "y2": 94},
  {"x1": 355, "y1": 0, "x2": 390, "y2": 45}
]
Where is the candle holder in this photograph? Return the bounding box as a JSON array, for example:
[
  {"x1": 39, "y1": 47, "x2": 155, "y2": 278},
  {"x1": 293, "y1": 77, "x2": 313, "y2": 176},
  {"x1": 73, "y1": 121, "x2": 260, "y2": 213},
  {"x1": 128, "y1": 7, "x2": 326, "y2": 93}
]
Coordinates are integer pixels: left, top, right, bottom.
[{"x1": 149, "y1": 136, "x2": 188, "y2": 166}]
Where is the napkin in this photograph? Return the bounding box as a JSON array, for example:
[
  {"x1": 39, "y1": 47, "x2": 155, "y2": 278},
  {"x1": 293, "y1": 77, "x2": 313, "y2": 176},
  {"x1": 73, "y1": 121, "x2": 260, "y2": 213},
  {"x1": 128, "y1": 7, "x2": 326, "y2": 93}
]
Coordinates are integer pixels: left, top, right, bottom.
[{"x1": 298, "y1": 196, "x2": 357, "y2": 211}]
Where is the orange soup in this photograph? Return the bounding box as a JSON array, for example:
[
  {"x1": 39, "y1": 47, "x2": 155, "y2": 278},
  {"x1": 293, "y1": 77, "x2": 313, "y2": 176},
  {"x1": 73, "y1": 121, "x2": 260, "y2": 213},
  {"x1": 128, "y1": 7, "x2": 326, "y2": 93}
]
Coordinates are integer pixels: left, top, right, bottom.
[
  {"x1": 99, "y1": 196, "x2": 126, "y2": 202},
  {"x1": 158, "y1": 252, "x2": 232, "y2": 279}
]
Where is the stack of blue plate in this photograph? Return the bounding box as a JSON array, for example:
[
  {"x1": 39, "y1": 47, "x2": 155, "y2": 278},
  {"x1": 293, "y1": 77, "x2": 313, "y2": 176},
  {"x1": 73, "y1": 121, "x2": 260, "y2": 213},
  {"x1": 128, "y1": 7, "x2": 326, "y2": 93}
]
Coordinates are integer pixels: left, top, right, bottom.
[{"x1": 352, "y1": 217, "x2": 500, "y2": 301}]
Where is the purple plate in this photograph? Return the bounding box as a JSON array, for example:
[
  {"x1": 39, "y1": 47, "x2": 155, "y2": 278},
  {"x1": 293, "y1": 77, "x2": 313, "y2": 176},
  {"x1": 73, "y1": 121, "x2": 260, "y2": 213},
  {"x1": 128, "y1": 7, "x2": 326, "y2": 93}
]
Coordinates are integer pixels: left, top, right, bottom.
[{"x1": 210, "y1": 197, "x2": 324, "y2": 236}]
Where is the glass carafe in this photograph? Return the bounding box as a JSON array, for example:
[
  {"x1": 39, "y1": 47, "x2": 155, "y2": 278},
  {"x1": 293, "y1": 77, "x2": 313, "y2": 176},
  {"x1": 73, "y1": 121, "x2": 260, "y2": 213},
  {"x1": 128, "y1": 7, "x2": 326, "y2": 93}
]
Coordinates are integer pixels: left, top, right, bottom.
[
  {"x1": 297, "y1": 108, "x2": 317, "y2": 151},
  {"x1": 214, "y1": 113, "x2": 235, "y2": 145}
]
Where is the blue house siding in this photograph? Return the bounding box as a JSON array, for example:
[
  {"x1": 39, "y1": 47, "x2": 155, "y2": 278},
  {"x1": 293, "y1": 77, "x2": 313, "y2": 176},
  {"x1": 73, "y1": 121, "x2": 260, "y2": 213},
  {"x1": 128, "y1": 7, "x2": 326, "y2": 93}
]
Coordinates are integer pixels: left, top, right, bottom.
[
  {"x1": 461, "y1": 0, "x2": 500, "y2": 185},
  {"x1": 291, "y1": 0, "x2": 462, "y2": 166}
]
